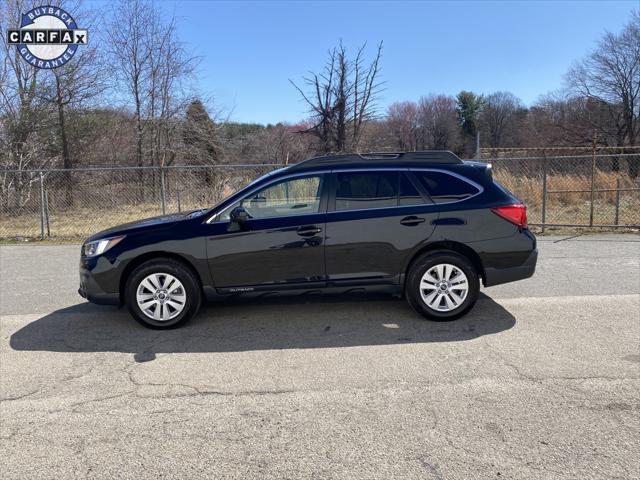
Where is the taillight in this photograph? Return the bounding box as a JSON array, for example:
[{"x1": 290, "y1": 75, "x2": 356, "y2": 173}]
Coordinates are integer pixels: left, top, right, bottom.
[{"x1": 491, "y1": 204, "x2": 527, "y2": 228}]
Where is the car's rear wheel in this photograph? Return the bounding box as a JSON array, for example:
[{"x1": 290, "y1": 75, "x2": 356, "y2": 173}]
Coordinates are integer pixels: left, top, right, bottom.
[
  {"x1": 125, "y1": 258, "x2": 201, "y2": 329},
  {"x1": 405, "y1": 251, "x2": 479, "y2": 321}
]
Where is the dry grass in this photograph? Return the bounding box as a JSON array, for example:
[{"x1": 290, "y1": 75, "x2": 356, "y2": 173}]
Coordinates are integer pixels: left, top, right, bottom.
[
  {"x1": 494, "y1": 169, "x2": 640, "y2": 225},
  {"x1": 495, "y1": 169, "x2": 638, "y2": 205},
  {"x1": 0, "y1": 204, "x2": 168, "y2": 240}
]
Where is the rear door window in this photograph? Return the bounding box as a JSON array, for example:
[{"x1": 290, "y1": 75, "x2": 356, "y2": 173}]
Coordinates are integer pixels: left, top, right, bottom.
[
  {"x1": 335, "y1": 172, "x2": 397, "y2": 210},
  {"x1": 399, "y1": 173, "x2": 426, "y2": 206},
  {"x1": 414, "y1": 171, "x2": 479, "y2": 203}
]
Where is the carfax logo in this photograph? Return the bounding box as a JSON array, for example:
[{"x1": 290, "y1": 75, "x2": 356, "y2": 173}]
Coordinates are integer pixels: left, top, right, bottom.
[{"x1": 7, "y1": 5, "x2": 88, "y2": 69}]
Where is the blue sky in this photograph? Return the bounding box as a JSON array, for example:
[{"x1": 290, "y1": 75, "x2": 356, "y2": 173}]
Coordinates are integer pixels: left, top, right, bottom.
[{"x1": 130, "y1": 1, "x2": 636, "y2": 123}]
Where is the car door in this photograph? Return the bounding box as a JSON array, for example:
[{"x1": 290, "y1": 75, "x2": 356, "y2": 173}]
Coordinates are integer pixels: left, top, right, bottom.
[
  {"x1": 324, "y1": 169, "x2": 438, "y2": 285},
  {"x1": 205, "y1": 173, "x2": 327, "y2": 290}
]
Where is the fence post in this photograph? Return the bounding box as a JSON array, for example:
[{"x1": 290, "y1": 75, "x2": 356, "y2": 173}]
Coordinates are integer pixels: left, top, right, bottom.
[
  {"x1": 541, "y1": 156, "x2": 547, "y2": 233},
  {"x1": 589, "y1": 135, "x2": 597, "y2": 227},
  {"x1": 160, "y1": 167, "x2": 166, "y2": 215},
  {"x1": 44, "y1": 190, "x2": 50, "y2": 237},
  {"x1": 39, "y1": 172, "x2": 45, "y2": 240},
  {"x1": 614, "y1": 177, "x2": 620, "y2": 226}
]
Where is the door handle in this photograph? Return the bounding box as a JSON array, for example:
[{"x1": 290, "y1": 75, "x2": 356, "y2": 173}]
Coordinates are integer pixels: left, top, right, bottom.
[
  {"x1": 297, "y1": 225, "x2": 322, "y2": 237},
  {"x1": 400, "y1": 216, "x2": 425, "y2": 226}
]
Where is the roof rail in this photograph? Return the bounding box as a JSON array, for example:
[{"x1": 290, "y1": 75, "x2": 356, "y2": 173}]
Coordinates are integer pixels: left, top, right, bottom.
[{"x1": 287, "y1": 150, "x2": 462, "y2": 171}]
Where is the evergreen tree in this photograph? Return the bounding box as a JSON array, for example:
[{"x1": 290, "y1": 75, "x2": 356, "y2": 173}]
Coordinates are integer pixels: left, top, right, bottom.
[
  {"x1": 183, "y1": 100, "x2": 223, "y2": 164},
  {"x1": 456, "y1": 91, "x2": 484, "y2": 137}
]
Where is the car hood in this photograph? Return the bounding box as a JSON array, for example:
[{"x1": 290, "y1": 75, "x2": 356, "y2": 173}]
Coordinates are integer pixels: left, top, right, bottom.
[{"x1": 85, "y1": 210, "x2": 203, "y2": 243}]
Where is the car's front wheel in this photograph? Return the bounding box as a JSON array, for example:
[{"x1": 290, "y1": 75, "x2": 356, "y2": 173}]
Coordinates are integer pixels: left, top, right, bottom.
[
  {"x1": 125, "y1": 258, "x2": 201, "y2": 329},
  {"x1": 405, "y1": 251, "x2": 480, "y2": 321}
]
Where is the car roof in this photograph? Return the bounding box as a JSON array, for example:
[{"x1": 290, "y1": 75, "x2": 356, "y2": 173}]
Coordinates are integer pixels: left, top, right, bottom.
[{"x1": 286, "y1": 151, "x2": 462, "y2": 173}]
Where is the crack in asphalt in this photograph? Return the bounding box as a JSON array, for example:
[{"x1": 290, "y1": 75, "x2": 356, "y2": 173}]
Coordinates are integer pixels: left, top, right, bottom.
[
  {"x1": 124, "y1": 361, "x2": 296, "y2": 399},
  {"x1": 0, "y1": 389, "x2": 41, "y2": 402}
]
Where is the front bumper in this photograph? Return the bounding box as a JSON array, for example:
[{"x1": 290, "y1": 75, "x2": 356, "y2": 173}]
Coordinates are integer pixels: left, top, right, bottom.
[
  {"x1": 483, "y1": 248, "x2": 538, "y2": 287},
  {"x1": 79, "y1": 256, "x2": 121, "y2": 305}
]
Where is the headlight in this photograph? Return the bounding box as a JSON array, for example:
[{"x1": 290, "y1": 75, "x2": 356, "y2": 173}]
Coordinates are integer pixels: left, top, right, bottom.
[{"x1": 83, "y1": 235, "x2": 125, "y2": 257}]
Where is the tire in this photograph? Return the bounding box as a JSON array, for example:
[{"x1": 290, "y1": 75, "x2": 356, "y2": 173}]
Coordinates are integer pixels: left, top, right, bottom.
[
  {"x1": 125, "y1": 258, "x2": 202, "y2": 329},
  {"x1": 405, "y1": 251, "x2": 480, "y2": 322}
]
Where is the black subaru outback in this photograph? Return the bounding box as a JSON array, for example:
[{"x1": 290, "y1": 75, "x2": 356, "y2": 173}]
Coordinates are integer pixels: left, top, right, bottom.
[{"x1": 79, "y1": 151, "x2": 537, "y2": 329}]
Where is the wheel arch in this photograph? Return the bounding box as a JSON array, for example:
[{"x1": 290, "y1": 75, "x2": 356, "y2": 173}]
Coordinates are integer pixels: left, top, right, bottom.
[
  {"x1": 403, "y1": 241, "x2": 485, "y2": 289},
  {"x1": 119, "y1": 251, "x2": 204, "y2": 304}
]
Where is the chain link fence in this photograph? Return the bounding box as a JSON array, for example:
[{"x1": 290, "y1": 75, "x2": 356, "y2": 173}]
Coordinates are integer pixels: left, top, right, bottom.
[
  {"x1": 1, "y1": 154, "x2": 639, "y2": 240},
  {"x1": 489, "y1": 153, "x2": 640, "y2": 230},
  {"x1": 0, "y1": 164, "x2": 281, "y2": 240}
]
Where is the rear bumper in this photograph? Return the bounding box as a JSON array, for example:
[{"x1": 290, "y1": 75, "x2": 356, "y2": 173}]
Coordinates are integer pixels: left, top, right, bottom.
[{"x1": 483, "y1": 248, "x2": 538, "y2": 287}]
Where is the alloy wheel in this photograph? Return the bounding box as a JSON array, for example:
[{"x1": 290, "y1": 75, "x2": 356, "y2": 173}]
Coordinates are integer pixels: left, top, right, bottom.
[
  {"x1": 136, "y1": 273, "x2": 187, "y2": 321},
  {"x1": 419, "y1": 263, "x2": 469, "y2": 312}
]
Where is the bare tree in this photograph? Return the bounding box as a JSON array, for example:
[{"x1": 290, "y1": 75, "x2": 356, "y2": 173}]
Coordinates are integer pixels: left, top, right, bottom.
[
  {"x1": 106, "y1": 0, "x2": 151, "y2": 171},
  {"x1": 259, "y1": 123, "x2": 315, "y2": 164},
  {"x1": 291, "y1": 41, "x2": 383, "y2": 153},
  {"x1": 145, "y1": 12, "x2": 198, "y2": 168},
  {"x1": 37, "y1": 0, "x2": 108, "y2": 205},
  {"x1": 479, "y1": 91, "x2": 525, "y2": 148},
  {"x1": 531, "y1": 93, "x2": 622, "y2": 146},
  {"x1": 418, "y1": 94, "x2": 459, "y2": 150},
  {"x1": 386, "y1": 101, "x2": 420, "y2": 151},
  {"x1": 0, "y1": 0, "x2": 55, "y2": 209},
  {"x1": 566, "y1": 11, "x2": 640, "y2": 147},
  {"x1": 106, "y1": 0, "x2": 198, "y2": 204}
]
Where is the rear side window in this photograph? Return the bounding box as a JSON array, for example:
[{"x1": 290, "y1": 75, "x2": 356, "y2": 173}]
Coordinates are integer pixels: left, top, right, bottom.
[
  {"x1": 335, "y1": 172, "x2": 397, "y2": 210},
  {"x1": 414, "y1": 171, "x2": 479, "y2": 203}
]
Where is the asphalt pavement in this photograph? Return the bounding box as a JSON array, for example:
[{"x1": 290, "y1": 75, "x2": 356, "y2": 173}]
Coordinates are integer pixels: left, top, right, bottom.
[{"x1": 1, "y1": 234, "x2": 639, "y2": 479}]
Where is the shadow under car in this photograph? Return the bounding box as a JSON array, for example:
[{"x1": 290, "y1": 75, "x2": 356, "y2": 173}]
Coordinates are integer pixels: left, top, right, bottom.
[{"x1": 10, "y1": 293, "x2": 515, "y2": 361}]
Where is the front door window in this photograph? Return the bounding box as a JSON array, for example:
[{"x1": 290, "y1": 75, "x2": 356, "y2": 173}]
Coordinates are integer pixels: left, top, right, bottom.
[{"x1": 221, "y1": 175, "x2": 323, "y2": 219}]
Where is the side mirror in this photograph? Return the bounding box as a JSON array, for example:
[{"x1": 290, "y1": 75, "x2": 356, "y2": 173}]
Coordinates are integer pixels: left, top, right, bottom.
[{"x1": 229, "y1": 206, "x2": 252, "y2": 226}]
